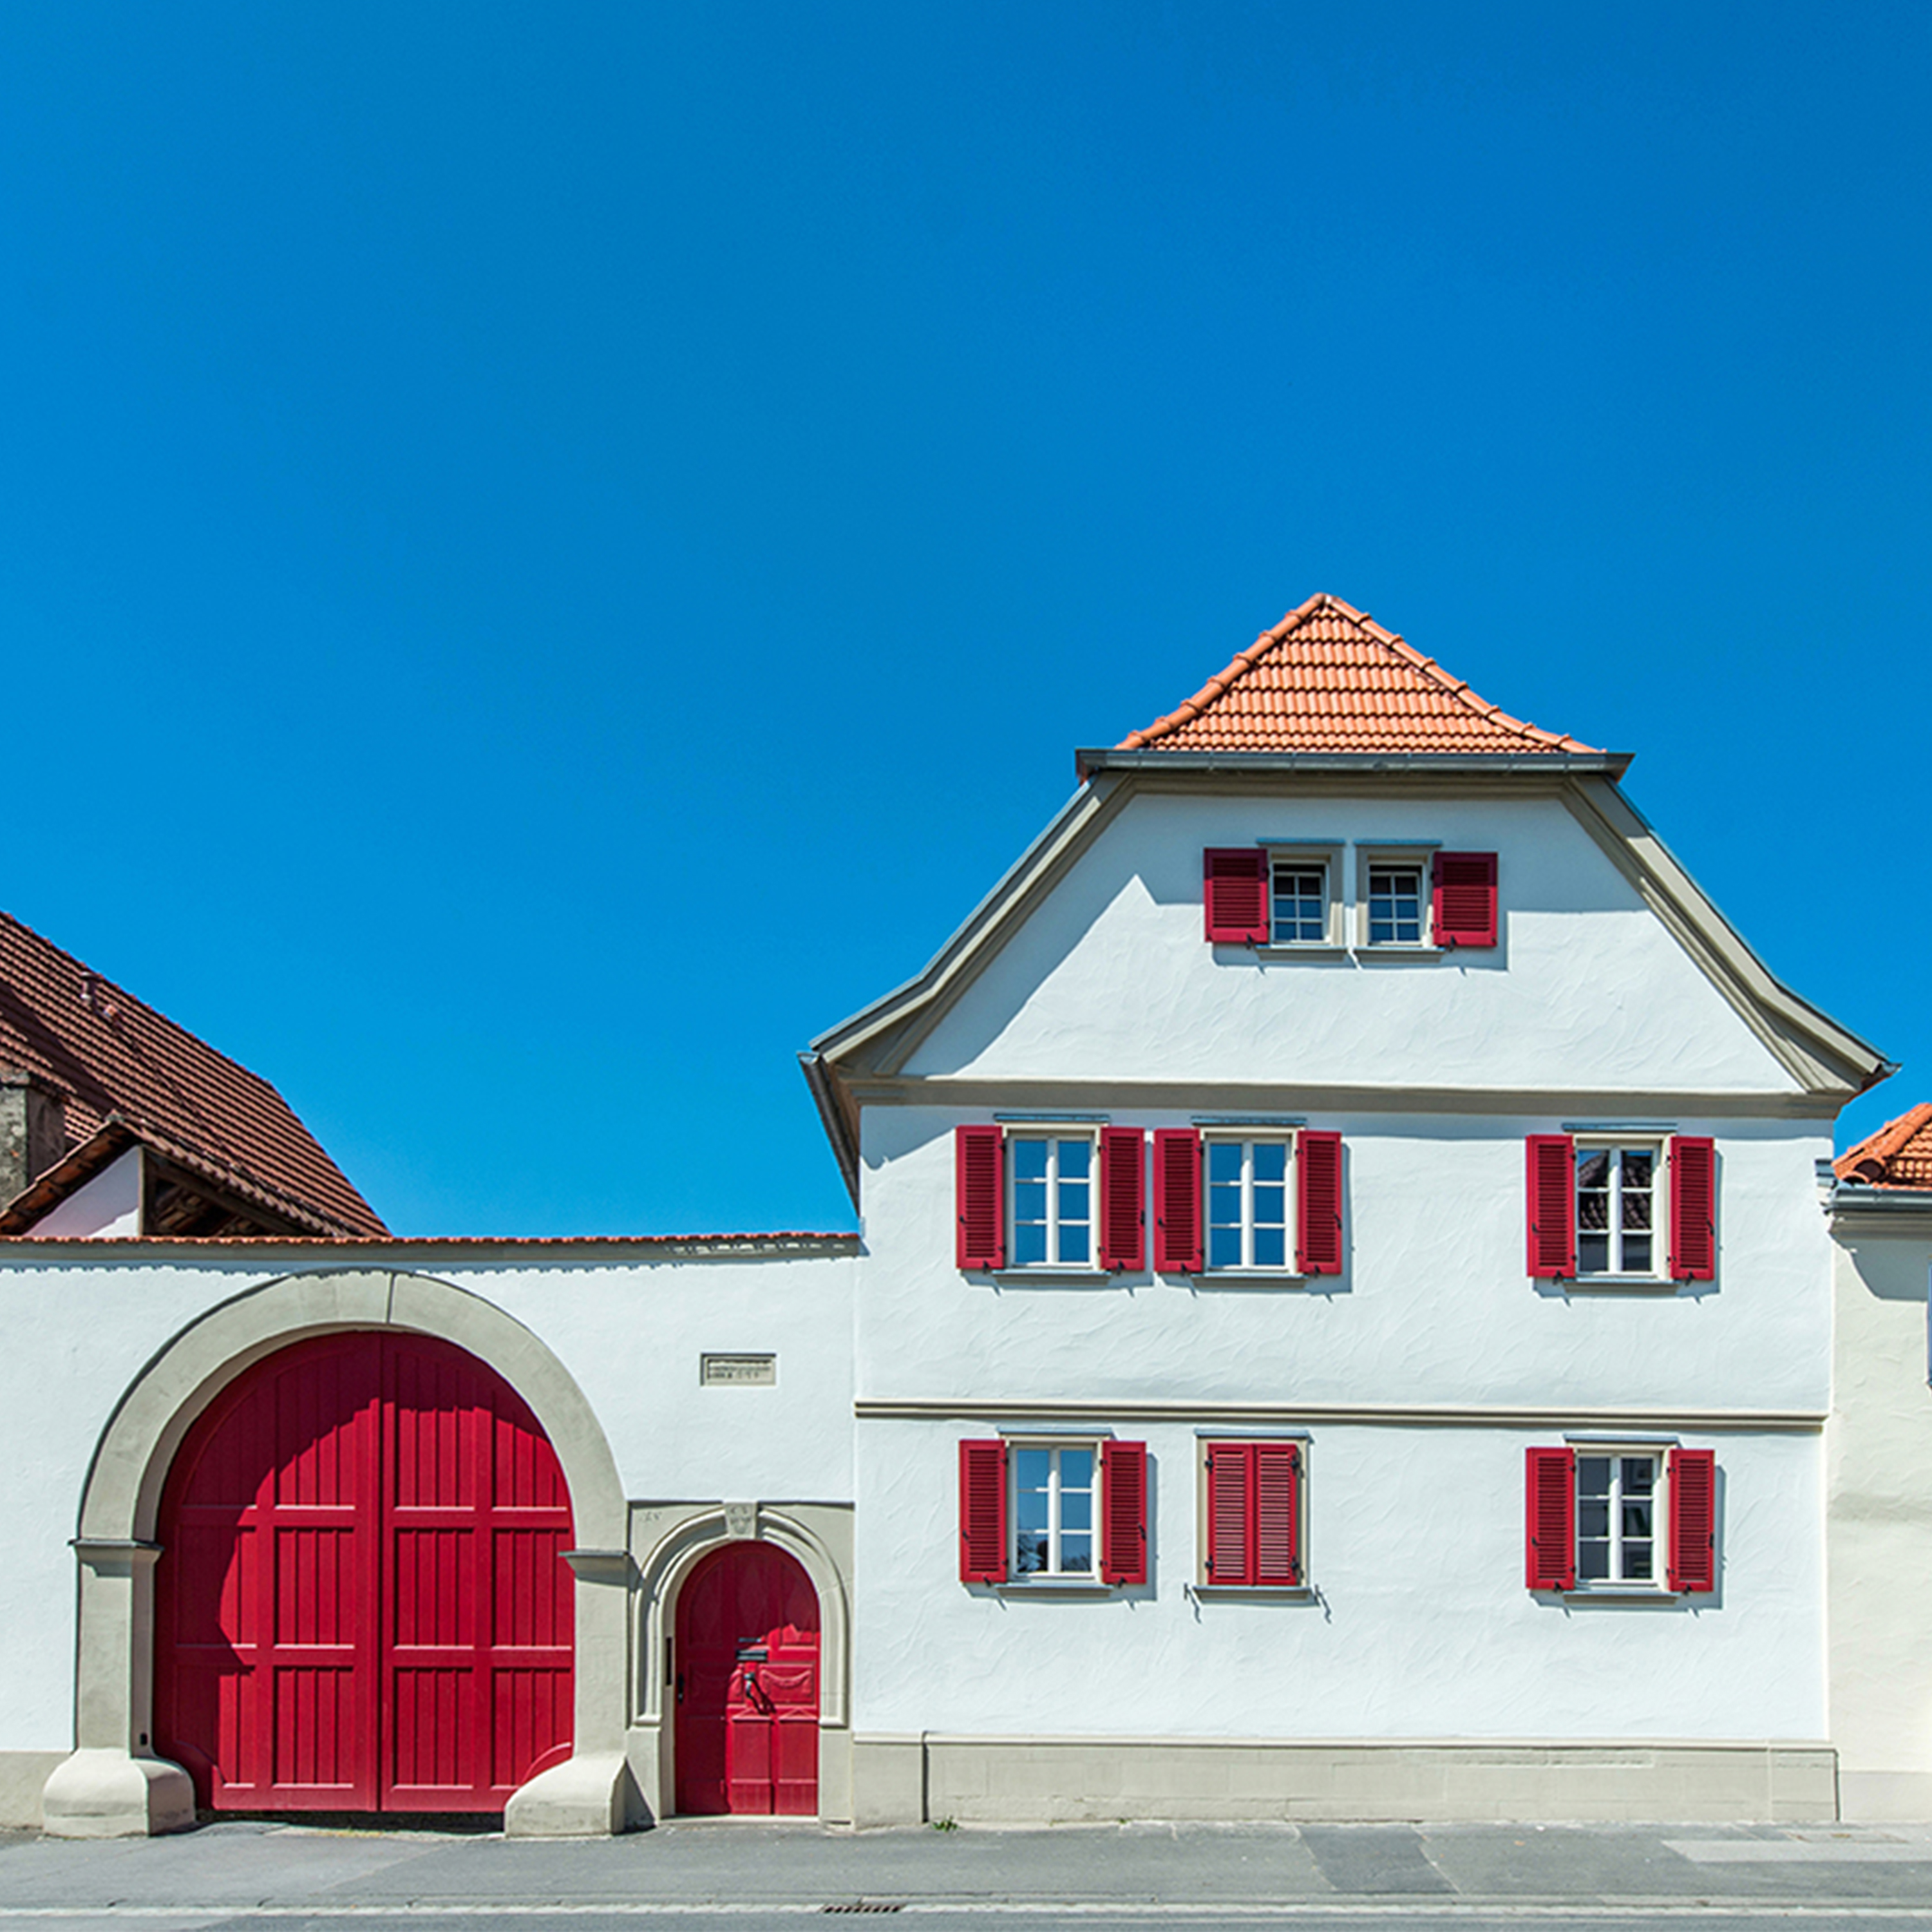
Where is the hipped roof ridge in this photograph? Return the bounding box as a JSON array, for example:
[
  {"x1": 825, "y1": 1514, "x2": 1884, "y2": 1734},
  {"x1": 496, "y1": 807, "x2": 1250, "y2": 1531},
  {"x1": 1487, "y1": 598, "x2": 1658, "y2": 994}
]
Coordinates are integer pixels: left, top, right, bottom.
[{"x1": 1118, "y1": 591, "x2": 1602, "y2": 758}]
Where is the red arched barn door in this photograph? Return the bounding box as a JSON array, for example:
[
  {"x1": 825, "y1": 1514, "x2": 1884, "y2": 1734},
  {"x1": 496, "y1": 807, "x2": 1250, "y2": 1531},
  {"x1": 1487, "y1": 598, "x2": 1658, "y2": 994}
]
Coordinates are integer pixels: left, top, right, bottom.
[
  {"x1": 155, "y1": 1332, "x2": 574, "y2": 1813},
  {"x1": 674, "y1": 1542, "x2": 819, "y2": 1816}
]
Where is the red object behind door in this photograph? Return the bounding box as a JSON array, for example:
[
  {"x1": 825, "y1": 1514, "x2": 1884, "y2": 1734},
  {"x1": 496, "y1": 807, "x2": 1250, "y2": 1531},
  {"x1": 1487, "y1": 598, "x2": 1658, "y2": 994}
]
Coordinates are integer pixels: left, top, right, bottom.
[
  {"x1": 154, "y1": 1332, "x2": 574, "y2": 1813},
  {"x1": 674, "y1": 1542, "x2": 820, "y2": 1816}
]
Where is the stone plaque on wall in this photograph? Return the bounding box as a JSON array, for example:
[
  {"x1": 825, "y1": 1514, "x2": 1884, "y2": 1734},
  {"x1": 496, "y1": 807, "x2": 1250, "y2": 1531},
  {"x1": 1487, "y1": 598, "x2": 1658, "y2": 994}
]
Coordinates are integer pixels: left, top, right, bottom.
[{"x1": 700, "y1": 1352, "x2": 777, "y2": 1387}]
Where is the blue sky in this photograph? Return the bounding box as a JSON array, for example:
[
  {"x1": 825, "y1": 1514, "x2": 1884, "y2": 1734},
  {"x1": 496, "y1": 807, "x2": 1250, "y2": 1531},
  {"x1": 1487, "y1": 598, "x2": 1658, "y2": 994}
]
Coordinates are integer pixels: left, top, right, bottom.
[{"x1": 0, "y1": 3, "x2": 1925, "y2": 1235}]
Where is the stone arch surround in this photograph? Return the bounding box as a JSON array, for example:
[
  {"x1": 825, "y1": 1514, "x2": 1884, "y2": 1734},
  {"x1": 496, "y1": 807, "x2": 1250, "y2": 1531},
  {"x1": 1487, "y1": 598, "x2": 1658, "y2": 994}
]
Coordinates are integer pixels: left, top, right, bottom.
[
  {"x1": 43, "y1": 1267, "x2": 633, "y2": 1838},
  {"x1": 634, "y1": 1505, "x2": 853, "y2": 1822}
]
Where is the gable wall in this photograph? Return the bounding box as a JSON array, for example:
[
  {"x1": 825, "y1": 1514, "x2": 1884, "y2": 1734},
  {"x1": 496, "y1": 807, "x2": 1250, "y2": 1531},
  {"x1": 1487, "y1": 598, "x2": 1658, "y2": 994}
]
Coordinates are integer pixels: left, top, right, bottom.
[
  {"x1": 905, "y1": 790, "x2": 1798, "y2": 1093},
  {"x1": 845, "y1": 774, "x2": 1840, "y2": 1781}
]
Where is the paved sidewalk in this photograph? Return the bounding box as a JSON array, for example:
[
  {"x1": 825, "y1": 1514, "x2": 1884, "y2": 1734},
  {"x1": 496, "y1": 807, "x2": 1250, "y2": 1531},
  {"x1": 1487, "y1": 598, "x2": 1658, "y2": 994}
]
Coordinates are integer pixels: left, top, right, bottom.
[{"x1": 6, "y1": 1818, "x2": 1932, "y2": 1915}]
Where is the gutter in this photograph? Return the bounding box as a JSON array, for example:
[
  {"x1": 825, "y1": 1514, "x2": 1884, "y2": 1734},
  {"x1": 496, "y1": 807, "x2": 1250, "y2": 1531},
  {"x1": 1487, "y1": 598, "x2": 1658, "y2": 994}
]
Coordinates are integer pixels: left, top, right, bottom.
[
  {"x1": 1829, "y1": 1183, "x2": 1932, "y2": 1221},
  {"x1": 1074, "y1": 748, "x2": 1636, "y2": 782}
]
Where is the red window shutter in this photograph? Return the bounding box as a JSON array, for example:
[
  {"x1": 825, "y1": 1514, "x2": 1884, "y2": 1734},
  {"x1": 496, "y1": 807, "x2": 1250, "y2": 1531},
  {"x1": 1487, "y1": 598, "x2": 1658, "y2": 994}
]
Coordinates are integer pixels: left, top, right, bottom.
[
  {"x1": 1669, "y1": 1137, "x2": 1716, "y2": 1282},
  {"x1": 1525, "y1": 1445, "x2": 1576, "y2": 1590},
  {"x1": 955, "y1": 1124, "x2": 1005, "y2": 1272},
  {"x1": 1204, "y1": 1442, "x2": 1251, "y2": 1586},
  {"x1": 1099, "y1": 1126, "x2": 1146, "y2": 1272},
  {"x1": 1254, "y1": 1443, "x2": 1302, "y2": 1587},
  {"x1": 1101, "y1": 1440, "x2": 1148, "y2": 1586},
  {"x1": 1204, "y1": 849, "x2": 1269, "y2": 943},
  {"x1": 1297, "y1": 1130, "x2": 1343, "y2": 1275},
  {"x1": 1667, "y1": 1447, "x2": 1717, "y2": 1593},
  {"x1": 1153, "y1": 1128, "x2": 1202, "y2": 1274},
  {"x1": 958, "y1": 1439, "x2": 1007, "y2": 1583},
  {"x1": 1526, "y1": 1135, "x2": 1575, "y2": 1278},
  {"x1": 1432, "y1": 851, "x2": 1498, "y2": 947}
]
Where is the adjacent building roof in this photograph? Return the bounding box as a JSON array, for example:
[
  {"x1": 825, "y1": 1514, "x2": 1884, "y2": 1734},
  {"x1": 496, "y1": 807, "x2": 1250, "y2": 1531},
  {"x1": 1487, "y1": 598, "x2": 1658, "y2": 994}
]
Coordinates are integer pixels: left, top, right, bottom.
[
  {"x1": 1835, "y1": 1104, "x2": 1932, "y2": 1189},
  {"x1": 0, "y1": 911, "x2": 388, "y2": 1238},
  {"x1": 1117, "y1": 592, "x2": 1604, "y2": 758}
]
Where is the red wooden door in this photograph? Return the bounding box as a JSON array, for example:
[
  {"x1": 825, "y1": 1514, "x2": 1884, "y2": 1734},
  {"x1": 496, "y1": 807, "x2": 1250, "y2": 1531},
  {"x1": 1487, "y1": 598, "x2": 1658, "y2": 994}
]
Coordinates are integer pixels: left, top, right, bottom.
[
  {"x1": 674, "y1": 1542, "x2": 819, "y2": 1816},
  {"x1": 155, "y1": 1332, "x2": 574, "y2": 1814}
]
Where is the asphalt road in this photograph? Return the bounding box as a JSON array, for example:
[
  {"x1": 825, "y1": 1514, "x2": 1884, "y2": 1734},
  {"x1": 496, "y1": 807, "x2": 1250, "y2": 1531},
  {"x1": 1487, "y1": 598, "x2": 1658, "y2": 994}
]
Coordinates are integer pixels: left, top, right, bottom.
[{"x1": 10, "y1": 1818, "x2": 1932, "y2": 1932}]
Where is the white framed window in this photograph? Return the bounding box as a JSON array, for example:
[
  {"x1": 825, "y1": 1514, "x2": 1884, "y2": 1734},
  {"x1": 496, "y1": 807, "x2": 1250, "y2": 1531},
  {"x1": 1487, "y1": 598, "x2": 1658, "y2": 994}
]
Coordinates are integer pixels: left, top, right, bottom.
[
  {"x1": 1575, "y1": 1448, "x2": 1663, "y2": 1588},
  {"x1": 1008, "y1": 1132, "x2": 1097, "y2": 1269},
  {"x1": 1204, "y1": 1135, "x2": 1294, "y2": 1272},
  {"x1": 1262, "y1": 846, "x2": 1341, "y2": 946},
  {"x1": 1576, "y1": 1141, "x2": 1662, "y2": 1277},
  {"x1": 1365, "y1": 860, "x2": 1425, "y2": 945},
  {"x1": 1011, "y1": 1440, "x2": 1097, "y2": 1578},
  {"x1": 1270, "y1": 861, "x2": 1327, "y2": 943}
]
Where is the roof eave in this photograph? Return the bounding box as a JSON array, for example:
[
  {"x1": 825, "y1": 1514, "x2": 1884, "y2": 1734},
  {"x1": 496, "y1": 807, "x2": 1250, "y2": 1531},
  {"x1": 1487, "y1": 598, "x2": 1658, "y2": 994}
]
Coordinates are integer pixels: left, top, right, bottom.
[
  {"x1": 799, "y1": 1051, "x2": 862, "y2": 1211},
  {"x1": 1830, "y1": 1183, "x2": 1932, "y2": 1221},
  {"x1": 1075, "y1": 748, "x2": 1636, "y2": 783}
]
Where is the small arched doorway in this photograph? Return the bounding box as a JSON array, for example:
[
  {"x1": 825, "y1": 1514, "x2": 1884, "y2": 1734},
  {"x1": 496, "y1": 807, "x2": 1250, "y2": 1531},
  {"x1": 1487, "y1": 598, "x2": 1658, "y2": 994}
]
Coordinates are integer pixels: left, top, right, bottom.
[
  {"x1": 674, "y1": 1542, "x2": 820, "y2": 1815},
  {"x1": 153, "y1": 1331, "x2": 574, "y2": 1814}
]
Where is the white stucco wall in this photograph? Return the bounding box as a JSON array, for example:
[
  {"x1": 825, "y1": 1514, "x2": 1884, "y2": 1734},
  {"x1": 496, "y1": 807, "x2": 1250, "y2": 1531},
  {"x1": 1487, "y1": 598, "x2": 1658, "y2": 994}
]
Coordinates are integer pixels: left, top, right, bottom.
[
  {"x1": 27, "y1": 1149, "x2": 142, "y2": 1239},
  {"x1": 905, "y1": 792, "x2": 1797, "y2": 1094},
  {"x1": 1828, "y1": 1207, "x2": 1932, "y2": 1817},
  {"x1": 845, "y1": 775, "x2": 1840, "y2": 1756},
  {"x1": 859, "y1": 1108, "x2": 1834, "y2": 1414},
  {"x1": 0, "y1": 1249, "x2": 853, "y2": 1754},
  {"x1": 853, "y1": 1417, "x2": 1823, "y2": 1740}
]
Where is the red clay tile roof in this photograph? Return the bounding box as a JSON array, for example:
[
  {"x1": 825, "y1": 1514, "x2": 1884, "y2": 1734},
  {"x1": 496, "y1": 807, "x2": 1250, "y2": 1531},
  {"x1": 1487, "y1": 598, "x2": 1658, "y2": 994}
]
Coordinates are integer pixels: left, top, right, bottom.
[
  {"x1": 1119, "y1": 592, "x2": 1604, "y2": 757},
  {"x1": 0, "y1": 911, "x2": 387, "y2": 1237},
  {"x1": 1835, "y1": 1103, "x2": 1932, "y2": 1189}
]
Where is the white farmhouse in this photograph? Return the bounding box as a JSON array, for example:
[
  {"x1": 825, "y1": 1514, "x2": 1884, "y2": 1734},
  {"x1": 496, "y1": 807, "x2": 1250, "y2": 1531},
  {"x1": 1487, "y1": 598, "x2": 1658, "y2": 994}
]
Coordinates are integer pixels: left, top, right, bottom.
[
  {"x1": 1826, "y1": 1106, "x2": 1932, "y2": 1820},
  {"x1": 0, "y1": 592, "x2": 1895, "y2": 1835}
]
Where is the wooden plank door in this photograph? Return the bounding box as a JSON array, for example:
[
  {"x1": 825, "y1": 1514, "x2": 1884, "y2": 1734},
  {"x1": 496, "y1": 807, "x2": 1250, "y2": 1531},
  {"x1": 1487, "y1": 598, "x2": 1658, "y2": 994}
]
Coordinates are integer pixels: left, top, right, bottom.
[
  {"x1": 155, "y1": 1334, "x2": 383, "y2": 1810},
  {"x1": 156, "y1": 1331, "x2": 574, "y2": 1815},
  {"x1": 674, "y1": 1542, "x2": 820, "y2": 1816},
  {"x1": 380, "y1": 1335, "x2": 574, "y2": 1809}
]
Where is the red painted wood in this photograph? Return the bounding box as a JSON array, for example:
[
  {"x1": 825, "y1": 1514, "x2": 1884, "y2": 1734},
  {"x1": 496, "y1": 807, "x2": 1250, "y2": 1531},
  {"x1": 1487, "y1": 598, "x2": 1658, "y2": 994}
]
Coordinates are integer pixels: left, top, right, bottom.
[
  {"x1": 1099, "y1": 1126, "x2": 1145, "y2": 1272},
  {"x1": 1525, "y1": 1446, "x2": 1577, "y2": 1591},
  {"x1": 155, "y1": 1332, "x2": 574, "y2": 1815},
  {"x1": 673, "y1": 1542, "x2": 820, "y2": 1817},
  {"x1": 1203, "y1": 849, "x2": 1269, "y2": 943},
  {"x1": 1296, "y1": 1131, "x2": 1343, "y2": 1275},
  {"x1": 1153, "y1": 1128, "x2": 1202, "y2": 1274},
  {"x1": 1100, "y1": 1440, "x2": 1147, "y2": 1587},
  {"x1": 1432, "y1": 851, "x2": 1498, "y2": 947},
  {"x1": 958, "y1": 1439, "x2": 1007, "y2": 1584},
  {"x1": 1204, "y1": 1443, "x2": 1249, "y2": 1585},
  {"x1": 1669, "y1": 1137, "x2": 1717, "y2": 1281},
  {"x1": 1204, "y1": 1442, "x2": 1300, "y2": 1588},
  {"x1": 1526, "y1": 1135, "x2": 1576, "y2": 1278},
  {"x1": 1253, "y1": 1443, "x2": 1301, "y2": 1588},
  {"x1": 1667, "y1": 1447, "x2": 1718, "y2": 1593},
  {"x1": 955, "y1": 1124, "x2": 1005, "y2": 1272}
]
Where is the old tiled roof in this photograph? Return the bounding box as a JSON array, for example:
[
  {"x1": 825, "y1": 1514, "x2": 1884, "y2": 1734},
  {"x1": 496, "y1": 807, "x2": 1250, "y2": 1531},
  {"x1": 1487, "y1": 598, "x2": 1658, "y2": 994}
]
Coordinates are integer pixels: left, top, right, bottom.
[
  {"x1": 0, "y1": 911, "x2": 387, "y2": 1237},
  {"x1": 1119, "y1": 592, "x2": 1603, "y2": 757},
  {"x1": 1835, "y1": 1103, "x2": 1932, "y2": 1189}
]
